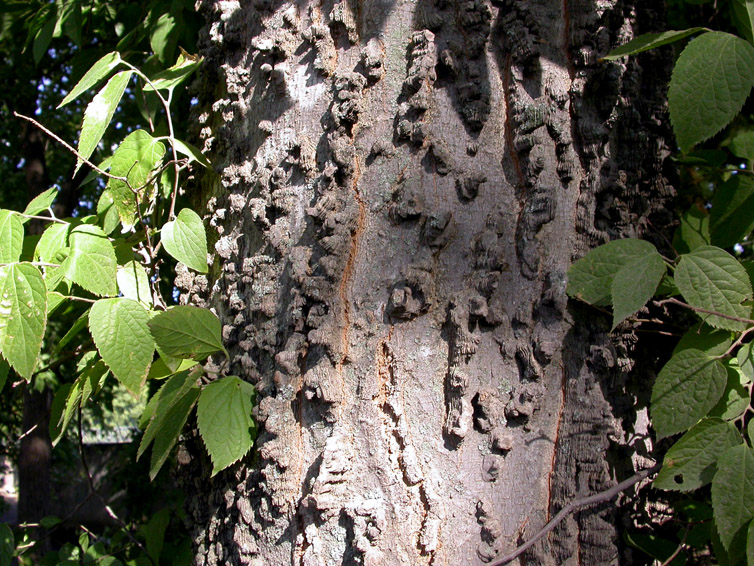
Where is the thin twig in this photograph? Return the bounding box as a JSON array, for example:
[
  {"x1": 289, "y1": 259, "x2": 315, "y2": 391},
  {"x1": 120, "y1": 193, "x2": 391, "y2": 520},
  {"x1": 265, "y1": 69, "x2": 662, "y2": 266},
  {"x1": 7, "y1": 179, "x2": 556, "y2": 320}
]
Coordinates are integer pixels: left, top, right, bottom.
[
  {"x1": 659, "y1": 524, "x2": 690, "y2": 566},
  {"x1": 16, "y1": 424, "x2": 38, "y2": 442},
  {"x1": 488, "y1": 463, "x2": 662, "y2": 566},
  {"x1": 17, "y1": 213, "x2": 68, "y2": 225},
  {"x1": 76, "y1": 408, "x2": 155, "y2": 565},
  {"x1": 13, "y1": 112, "x2": 128, "y2": 183},
  {"x1": 655, "y1": 297, "x2": 754, "y2": 325}
]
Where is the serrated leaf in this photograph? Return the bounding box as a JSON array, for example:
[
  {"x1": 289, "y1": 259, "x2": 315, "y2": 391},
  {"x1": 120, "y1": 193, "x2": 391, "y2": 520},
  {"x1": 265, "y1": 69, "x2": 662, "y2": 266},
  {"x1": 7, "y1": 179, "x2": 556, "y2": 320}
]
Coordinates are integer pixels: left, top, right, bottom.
[
  {"x1": 603, "y1": 28, "x2": 707, "y2": 61},
  {"x1": 21, "y1": 187, "x2": 58, "y2": 219},
  {"x1": 0, "y1": 263, "x2": 47, "y2": 380},
  {"x1": 197, "y1": 376, "x2": 256, "y2": 476},
  {"x1": 611, "y1": 251, "x2": 666, "y2": 329},
  {"x1": 89, "y1": 298, "x2": 154, "y2": 395},
  {"x1": 62, "y1": 224, "x2": 117, "y2": 297},
  {"x1": 655, "y1": 418, "x2": 741, "y2": 491},
  {"x1": 674, "y1": 323, "x2": 732, "y2": 356},
  {"x1": 712, "y1": 444, "x2": 754, "y2": 549},
  {"x1": 75, "y1": 70, "x2": 133, "y2": 174},
  {"x1": 117, "y1": 261, "x2": 152, "y2": 306},
  {"x1": 59, "y1": 51, "x2": 121, "y2": 108},
  {"x1": 675, "y1": 246, "x2": 752, "y2": 331},
  {"x1": 161, "y1": 208, "x2": 208, "y2": 273},
  {"x1": 673, "y1": 206, "x2": 710, "y2": 254},
  {"x1": 106, "y1": 130, "x2": 166, "y2": 230},
  {"x1": 0, "y1": 210, "x2": 23, "y2": 263},
  {"x1": 138, "y1": 369, "x2": 200, "y2": 480},
  {"x1": 669, "y1": 32, "x2": 754, "y2": 152},
  {"x1": 147, "y1": 357, "x2": 196, "y2": 380},
  {"x1": 710, "y1": 175, "x2": 754, "y2": 248},
  {"x1": 709, "y1": 364, "x2": 751, "y2": 421},
  {"x1": 172, "y1": 138, "x2": 210, "y2": 167},
  {"x1": 567, "y1": 239, "x2": 658, "y2": 306},
  {"x1": 147, "y1": 306, "x2": 226, "y2": 359},
  {"x1": 732, "y1": 0, "x2": 754, "y2": 45},
  {"x1": 143, "y1": 51, "x2": 202, "y2": 93},
  {"x1": 651, "y1": 348, "x2": 728, "y2": 438},
  {"x1": 0, "y1": 522, "x2": 13, "y2": 566}
]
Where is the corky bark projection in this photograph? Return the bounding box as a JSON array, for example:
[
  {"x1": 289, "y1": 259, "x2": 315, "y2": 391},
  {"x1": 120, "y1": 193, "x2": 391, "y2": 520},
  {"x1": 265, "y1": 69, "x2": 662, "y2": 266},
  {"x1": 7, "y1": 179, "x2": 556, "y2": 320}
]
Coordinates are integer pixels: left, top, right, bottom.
[{"x1": 179, "y1": 0, "x2": 673, "y2": 563}]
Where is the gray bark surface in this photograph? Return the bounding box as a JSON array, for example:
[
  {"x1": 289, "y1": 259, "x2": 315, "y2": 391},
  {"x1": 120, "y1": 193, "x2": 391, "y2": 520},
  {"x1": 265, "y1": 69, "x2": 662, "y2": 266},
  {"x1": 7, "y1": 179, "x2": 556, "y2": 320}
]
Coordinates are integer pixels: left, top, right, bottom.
[{"x1": 179, "y1": 0, "x2": 674, "y2": 564}]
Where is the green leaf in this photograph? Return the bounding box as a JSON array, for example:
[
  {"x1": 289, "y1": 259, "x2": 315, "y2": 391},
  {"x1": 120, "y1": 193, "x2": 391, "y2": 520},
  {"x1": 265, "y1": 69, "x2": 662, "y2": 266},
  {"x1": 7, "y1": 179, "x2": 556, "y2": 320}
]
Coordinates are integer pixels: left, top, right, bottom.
[
  {"x1": 567, "y1": 239, "x2": 658, "y2": 306},
  {"x1": 21, "y1": 187, "x2": 58, "y2": 219},
  {"x1": 117, "y1": 261, "x2": 152, "y2": 306},
  {"x1": 147, "y1": 357, "x2": 196, "y2": 380},
  {"x1": 673, "y1": 206, "x2": 710, "y2": 254},
  {"x1": 144, "y1": 508, "x2": 170, "y2": 563},
  {"x1": 161, "y1": 208, "x2": 208, "y2": 273},
  {"x1": 62, "y1": 224, "x2": 117, "y2": 297},
  {"x1": 197, "y1": 376, "x2": 256, "y2": 476},
  {"x1": 732, "y1": 0, "x2": 754, "y2": 45},
  {"x1": 89, "y1": 298, "x2": 154, "y2": 395},
  {"x1": 624, "y1": 532, "x2": 686, "y2": 565},
  {"x1": 655, "y1": 418, "x2": 742, "y2": 491},
  {"x1": 150, "y1": 11, "x2": 179, "y2": 65},
  {"x1": 34, "y1": 221, "x2": 69, "y2": 263},
  {"x1": 75, "y1": 70, "x2": 133, "y2": 174},
  {"x1": 106, "y1": 130, "x2": 166, "y2": 230},
  {"x1": 675, "y1": 246, "x2": 752, "y2": 331},
  {"x1": 143, "y1": 51, "x2": 202, "y2": 93},
  {"x1": 53, "y1": 308, "x2": 89, "y2": 355},
  {"x1": 710, "y1": 175, "x2": 754, "y2": 248},
  {"x1": 709, "y1": 364, "x2": 752, "y2": 421},
  {"x1": 712, "y1": 444, "x2": 754, "y2": 549},
  {"x1": 138, "y1": 369, "x2": 200, "y2": 480},
  {"x1": 0, "y1": 357, "x2": 8, "y2": 393},
  {"x1": 747, "y1": 521, "x2": 754, "y2": 566},
  {"x1": 148, "y1": 306, "x2": 226, "y2": 359},
  {"x1": 0, "y1": 523, "x2": 13, "y2": 566},
  {"x1": 0, "y1": 263, "x2": 47, "y2": 380},
  {"x1": 0, "y1": 210, "x2": 23, "y2": 263},
  {"x1": 602, "y1": 28, "x2": 707, "y2": 60},
  {"x1": 651, "y1": 348, "x2": 728, "y2": 438},
  {"x1": 171, "y1": 138, "x2": 210, "y2": 167},
  {"x1": 96, "y1": 190, "x2": 120, "y2": 235},
  {"x1": 611, "y1": 250, "x2": 666, "y2": 329},
  {"x1": 49, "y1": 382, "x2": 81, "y2": 446},
  {"x1": 59, "y1": 51, "x2": 121, "y2": 108},
  {"x1": 730, "y1": 130, "x2": 754, "y2": 163},
  {"x1": 674, "y1": 323, "x2": 732, "y2": 356},
  {"x1": 669, "y1": 32, "x2": 754, "y2": 152},
  {"x1": 738, "y1": 341, "x2": 754, "y2": 380},
  {"x1": 32, "y1": 9, "x2": 55, "y2": 65}
]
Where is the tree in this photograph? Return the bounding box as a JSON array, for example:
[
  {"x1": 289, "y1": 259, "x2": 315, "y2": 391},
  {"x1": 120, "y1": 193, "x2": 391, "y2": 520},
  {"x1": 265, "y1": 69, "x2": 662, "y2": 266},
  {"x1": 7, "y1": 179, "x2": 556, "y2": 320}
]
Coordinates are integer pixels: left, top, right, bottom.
[{"x1": 174, "y1": 1, "x2": 676, "y2": 564}]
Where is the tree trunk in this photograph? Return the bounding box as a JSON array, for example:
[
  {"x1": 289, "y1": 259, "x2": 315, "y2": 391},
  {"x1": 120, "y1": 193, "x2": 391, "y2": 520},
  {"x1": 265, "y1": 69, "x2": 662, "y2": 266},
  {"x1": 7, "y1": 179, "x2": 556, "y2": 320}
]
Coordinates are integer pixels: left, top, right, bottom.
[{"x1": 179, "y1": 0, "x2": 674, "y2": 564}]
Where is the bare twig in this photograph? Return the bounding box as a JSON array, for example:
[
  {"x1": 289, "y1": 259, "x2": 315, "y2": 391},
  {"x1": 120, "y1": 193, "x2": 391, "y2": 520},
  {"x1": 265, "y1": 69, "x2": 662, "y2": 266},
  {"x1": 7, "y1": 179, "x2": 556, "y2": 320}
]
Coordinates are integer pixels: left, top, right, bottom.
[
  {"x1": 13, "y1": 112, "x2": 128, "y2": 183},
  {"x1": 488, "y1": 463, "x2": 661, "y2": 566},
  {"x1": 655, "y1": 297, "x2": 754, "y2": 326},
  {"x1": 659, "y1": 523, "x2": 690, "y2": 566}
]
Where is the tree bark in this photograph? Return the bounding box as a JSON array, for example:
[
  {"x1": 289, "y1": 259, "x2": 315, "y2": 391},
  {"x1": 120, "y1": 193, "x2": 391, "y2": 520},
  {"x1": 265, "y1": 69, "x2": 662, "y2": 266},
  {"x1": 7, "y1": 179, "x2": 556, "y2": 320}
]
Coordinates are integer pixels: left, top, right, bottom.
[{"x1": 179, "y1": 0, "x2": 674, "y2": 564}]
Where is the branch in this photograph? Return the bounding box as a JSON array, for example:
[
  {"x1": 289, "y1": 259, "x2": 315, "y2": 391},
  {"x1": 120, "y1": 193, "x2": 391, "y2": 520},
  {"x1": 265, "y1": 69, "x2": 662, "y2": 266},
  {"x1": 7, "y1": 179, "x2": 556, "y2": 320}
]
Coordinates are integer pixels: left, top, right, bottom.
[
  {"x1": 655, "y1": 297, "x2": 754, "y2": 325},
  {"x1": 488, "y1": 463, "x2": 661, "y2": 566},
  {"x1": 13, "y1": 112, "x2": 128, "y2": 183}
]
